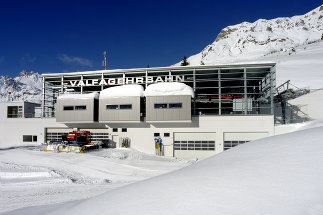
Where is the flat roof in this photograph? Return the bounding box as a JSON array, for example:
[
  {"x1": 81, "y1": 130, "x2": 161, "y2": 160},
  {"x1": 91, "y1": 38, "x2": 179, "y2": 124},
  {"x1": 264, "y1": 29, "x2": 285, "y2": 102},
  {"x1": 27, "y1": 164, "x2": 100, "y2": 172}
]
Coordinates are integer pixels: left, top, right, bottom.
[{"x1": 42, "y1": 62, "x2": 276, "y2": 77}]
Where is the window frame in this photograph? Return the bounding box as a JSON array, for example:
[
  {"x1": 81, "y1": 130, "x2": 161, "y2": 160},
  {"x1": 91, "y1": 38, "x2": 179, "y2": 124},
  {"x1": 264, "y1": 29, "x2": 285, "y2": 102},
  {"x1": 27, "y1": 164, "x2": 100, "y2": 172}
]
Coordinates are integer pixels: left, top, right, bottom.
[
  {"x1": 154, "y1": 103, "x2": 168, "y2": 109},
  {"x1": 120, "y1": 104, "x2": 132, "y2": 110},
  {"x1": 169, "y1": 103, "x2": 182, "y2": 109},
  {"x1": 121, "y1": 128, "x2": 127, "y2": 132},
  {"x1": 106, "y1": 105, "x2": 119, "y2": 110},
  {"x1": 75, "y1": 105, "x2": 87, "y2": 110},
  {"x1": 63, "y1": 106, "x2": 74, "y2": 111}
]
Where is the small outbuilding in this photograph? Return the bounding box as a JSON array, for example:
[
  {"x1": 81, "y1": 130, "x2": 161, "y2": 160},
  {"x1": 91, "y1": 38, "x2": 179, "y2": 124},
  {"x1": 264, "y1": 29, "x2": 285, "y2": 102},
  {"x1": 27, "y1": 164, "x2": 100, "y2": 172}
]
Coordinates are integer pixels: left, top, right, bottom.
[
  {"x1": 56, "y1": 92, "x2": 99, "y2": 123},
  {"x1": 99, "y1": 84, "x2": 144, "y2": 122},
  {"x1": 144, "y1": 82, "x2": 194, "y2": 122}
]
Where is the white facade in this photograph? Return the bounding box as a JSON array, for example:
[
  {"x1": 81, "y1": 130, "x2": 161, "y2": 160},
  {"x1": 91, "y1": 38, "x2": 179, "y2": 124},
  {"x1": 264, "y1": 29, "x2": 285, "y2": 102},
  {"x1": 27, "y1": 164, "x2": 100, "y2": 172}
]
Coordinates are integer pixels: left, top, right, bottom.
[{"x1": 0, "y1": 100, "x2": 274, "y2": 159}]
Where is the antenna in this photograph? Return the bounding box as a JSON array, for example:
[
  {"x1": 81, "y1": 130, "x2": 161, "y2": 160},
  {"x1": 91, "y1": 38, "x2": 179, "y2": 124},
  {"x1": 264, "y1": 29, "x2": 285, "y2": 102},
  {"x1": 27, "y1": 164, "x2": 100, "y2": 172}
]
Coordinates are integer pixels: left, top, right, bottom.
[{"x1": 102, "y1": 51, "x2": 107, "y2": 70}]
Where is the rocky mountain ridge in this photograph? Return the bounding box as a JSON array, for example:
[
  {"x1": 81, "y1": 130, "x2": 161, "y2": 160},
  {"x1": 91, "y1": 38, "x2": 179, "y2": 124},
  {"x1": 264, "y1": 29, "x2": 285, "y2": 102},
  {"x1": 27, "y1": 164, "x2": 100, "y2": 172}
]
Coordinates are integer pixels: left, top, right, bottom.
[{"x1": 0, "y1": 71, "x2": 42, "y2": 103}]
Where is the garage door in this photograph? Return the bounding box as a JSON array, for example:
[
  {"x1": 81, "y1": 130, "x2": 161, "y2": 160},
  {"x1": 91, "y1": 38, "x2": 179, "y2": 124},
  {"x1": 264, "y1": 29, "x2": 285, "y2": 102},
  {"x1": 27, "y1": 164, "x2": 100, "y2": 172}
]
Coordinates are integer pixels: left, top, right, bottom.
[
  {"x1": 46, "y1": 128, "x2": 110, "y2": 146},
  {"x1": 173, "y1": 132, "x2": 216, "y2": 160},
  {"x1": 223, "y1": 132, "x2": 268, "y2": 150}
]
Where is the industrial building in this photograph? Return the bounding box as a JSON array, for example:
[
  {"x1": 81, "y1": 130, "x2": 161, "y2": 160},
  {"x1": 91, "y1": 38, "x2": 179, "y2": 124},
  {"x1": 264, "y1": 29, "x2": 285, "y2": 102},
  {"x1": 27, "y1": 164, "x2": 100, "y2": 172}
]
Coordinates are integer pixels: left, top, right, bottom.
[{"x1": 0, "y1": 63, "x2": 276, "y2": 159}]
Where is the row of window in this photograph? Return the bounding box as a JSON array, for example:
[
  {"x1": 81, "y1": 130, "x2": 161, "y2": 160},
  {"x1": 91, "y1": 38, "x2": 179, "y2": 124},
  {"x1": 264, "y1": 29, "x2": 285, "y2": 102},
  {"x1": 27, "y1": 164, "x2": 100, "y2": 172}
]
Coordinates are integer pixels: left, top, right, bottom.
[
  {"x1": 112, "y1": 128, "x2": 127, "y2": 132},
  {"x1": 154, "y1": 133, "x2": 170, "y2": 137},
  {"x1": 106, "y1": 104, "x2": 132, "y2": 110},
  {"x1": 46, "y1": 132, "x2": 109, "y2": 142},
  {"x1": 23, "y1": 135, "x2": 38, "y2": 142},
  {"x1": 174, "y1": 140, "x2": 216, "y2": 151},
  {"x1": 154, "y1": 103, "x2": 182, "y2": 109},
  {"x1": 223, "y1": 140, "x2": 250, "y2": 150},
  {"x1": 63, "y1": 105, "x2": 87, "y2": 111},
  {"x1": 63, "y1": 103, "x2": 182, "y2": 111}
]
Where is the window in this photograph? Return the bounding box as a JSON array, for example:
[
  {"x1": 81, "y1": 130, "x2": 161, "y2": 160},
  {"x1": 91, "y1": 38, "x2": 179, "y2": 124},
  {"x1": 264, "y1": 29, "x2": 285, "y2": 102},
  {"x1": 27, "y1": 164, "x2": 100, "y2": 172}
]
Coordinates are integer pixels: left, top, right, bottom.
[
  {"x1": 120, "y1": 104, "x2": 132, "y2": 109},
  {"x1": 106, "y1": 105, "x2": 118, "y2": 110},
  {"x1": 164, "y1": 133, "x2": 170, "y2": 137},
  {"x1": 169, "y1": 103, "x2": 182, "y2": 108},
  {"x1": 174, "y1": 140, "x2": 216, "y2": 151},
  {"x1": 154, "y1": 103, "x2": 167, "y2": 109},
  {"x1": 113, "y1": 128, "x2": 118, "y2": 132},
  {"x1": 23, "y1": 135, "x2": 37, "y2": 142},
  {"x1": 223, "y1": 140, "x2": 250, "y2": 150},
  {"x1": 64, "y1": 106, "x2": 74, "y2": 111},
  {"x1": 23, "y1": 135, "x2": 33, "y2": 142},
  {"x1": 75, "y1": 105, "x2": 86, "y2": 110},
  {"x1": 154, "y1": 133, "x2": 160, "y2": 137},
  {"x1": 122, "y1": 128, "x2": 127, "y2": 132},
  {"x1": 7, "y1": 106, "x2": 23, "y2": 118}
]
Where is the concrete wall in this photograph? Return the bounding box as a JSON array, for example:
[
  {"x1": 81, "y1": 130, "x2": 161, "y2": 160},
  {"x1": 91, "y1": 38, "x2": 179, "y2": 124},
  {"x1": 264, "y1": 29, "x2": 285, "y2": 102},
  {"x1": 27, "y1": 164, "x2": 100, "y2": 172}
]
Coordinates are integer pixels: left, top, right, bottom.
[
  {"x1": 106, "y1": 115, "x2": 274, "y2": 159},
  {"x1": 56, "y1": 98, "x2": 97, "y2": 123},
  {"x1": 146, "y1": 95, "x2": 191, "y2": 122},
  {"x1": 0, "y1": 102, "x2": 274, "y2": 159},
  {"x1": 0, "y1": 117, "x2": 66, "y2": 149},
  {"x1": 99, "y1": 97, "x2": 141, "y2": 122}
]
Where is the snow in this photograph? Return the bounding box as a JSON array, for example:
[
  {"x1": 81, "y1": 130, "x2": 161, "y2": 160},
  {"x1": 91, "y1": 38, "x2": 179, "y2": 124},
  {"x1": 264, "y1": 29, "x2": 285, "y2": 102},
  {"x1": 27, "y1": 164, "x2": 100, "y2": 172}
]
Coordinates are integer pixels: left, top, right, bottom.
[
  {"x1": 57, "y1": 92, "x2": 99, "y2": 100},
  {"x1": 144, "y1": 82, "x2": 194, "y2": 98},
  {"x1": 0, "y1": 147, "x2": 192, "y2": 213},
  {"x1": 100, "y1": 84, "x2": 144, "y2": 98},
  {"x1": 2, "y1": 123, "x2": 323, "y2": 215}
]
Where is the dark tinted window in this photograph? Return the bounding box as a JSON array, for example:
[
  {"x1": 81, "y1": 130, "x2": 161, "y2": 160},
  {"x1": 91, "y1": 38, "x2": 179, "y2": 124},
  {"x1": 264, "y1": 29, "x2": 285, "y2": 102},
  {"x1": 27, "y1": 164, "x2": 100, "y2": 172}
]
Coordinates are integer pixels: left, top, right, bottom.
[
  {"x1": 75, "y1": 105, "x2": 86, "y2": 110},
  {"x1": 164, "y1": 133, "x2": 170, "y2": 137},
  {"x1": 23, "y1": 135, "x2": 32, "y2": 142},
  {"x1": 122, "y1": 128, "x2": 127, "y2": 132},
  {"x1": 154, "y1": 133, "x2": 160, "y2": 137},
  {"x1": 120, "y1": 104, "x2": 132, "y2": 109},
  {"x1": 33, "y1": 136, "x2": 37, "y2": 142},
  {"x1": 113, "y1": 128, "x2": 118, "y2": 132},
  {"x1": 63, "y1": 106, "x2": 74, "y2": 111},
  {"x1": 154, "y1": 104, "x2": 167, "y2": 109},
  {"x1": 169, "y1": 103, "x2": 182, "y2": 108},
  {"x1": 106, "y1": 105, "x2": 118, "y2": 110}
]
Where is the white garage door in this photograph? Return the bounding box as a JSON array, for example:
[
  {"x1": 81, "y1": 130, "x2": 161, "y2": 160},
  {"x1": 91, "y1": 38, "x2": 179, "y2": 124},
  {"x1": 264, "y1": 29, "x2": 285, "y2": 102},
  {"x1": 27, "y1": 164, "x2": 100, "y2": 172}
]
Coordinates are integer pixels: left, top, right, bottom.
[{"x1": 173, "y1": 132, "x2": 216, "y2": 160}]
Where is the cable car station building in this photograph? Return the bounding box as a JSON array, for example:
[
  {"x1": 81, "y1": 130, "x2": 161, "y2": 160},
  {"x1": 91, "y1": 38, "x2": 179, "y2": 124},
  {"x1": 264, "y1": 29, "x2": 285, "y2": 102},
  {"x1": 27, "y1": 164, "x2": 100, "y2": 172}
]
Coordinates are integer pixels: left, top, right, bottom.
[{"x1": 1, "y1": 63, "x2": 276, "y2": 159}]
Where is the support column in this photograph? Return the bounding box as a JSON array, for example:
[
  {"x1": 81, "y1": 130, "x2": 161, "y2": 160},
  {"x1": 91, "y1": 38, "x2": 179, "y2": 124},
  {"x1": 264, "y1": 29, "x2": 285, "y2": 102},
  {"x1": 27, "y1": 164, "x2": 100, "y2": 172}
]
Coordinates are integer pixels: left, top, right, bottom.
[
  {"x1": 61, "y1": 76, "x2": 64, "y2": 94},
  {"x1": 193, "y1": 69, "x2": 196, "y2": 115},
  {"x1": 145, "y1": 70, "x2": 148, "y2": 88},
  {"x1": 41, "y1": 77, "x2": 45, "y2": 118},
  {"x1": 218, "y1": 69, "x2": 221, "y2": 115},
  {"x1": 270, "y1": 66, "x2": 275, "y2": 115},
  {"x1": 244, "y1": 68, "x2": 248, "y2": 115},
  {"x1": 81, "y1": 75, "x2": 83, "y2": 93},
  {"x1": 101, "y1": 73, "x2": 104, "y2": 91}
]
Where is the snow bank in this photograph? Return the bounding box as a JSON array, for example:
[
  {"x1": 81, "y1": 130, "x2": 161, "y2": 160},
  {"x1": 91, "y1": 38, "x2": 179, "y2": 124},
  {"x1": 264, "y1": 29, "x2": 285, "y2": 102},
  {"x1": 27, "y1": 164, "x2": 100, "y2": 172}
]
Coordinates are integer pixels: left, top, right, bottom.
[
  {"x1": 57, "y1": 92, "x2": 99, "y2": 100},
  {"x1": 100, "y1": 84, "x2": 144, "y2": 98},
  {"x1": 8, "y1": 126, "x2": 323, "y2": 215},
  {"x1": 144, "y1": 82, "x2": 194, "y2": 98}
]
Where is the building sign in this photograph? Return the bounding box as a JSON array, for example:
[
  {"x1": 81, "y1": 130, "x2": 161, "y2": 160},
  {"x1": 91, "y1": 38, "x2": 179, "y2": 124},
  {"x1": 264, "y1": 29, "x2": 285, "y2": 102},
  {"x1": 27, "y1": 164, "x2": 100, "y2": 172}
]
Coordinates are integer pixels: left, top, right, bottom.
[{"x1": 66, "y1": 75, "x2": 185, "y2": 87}]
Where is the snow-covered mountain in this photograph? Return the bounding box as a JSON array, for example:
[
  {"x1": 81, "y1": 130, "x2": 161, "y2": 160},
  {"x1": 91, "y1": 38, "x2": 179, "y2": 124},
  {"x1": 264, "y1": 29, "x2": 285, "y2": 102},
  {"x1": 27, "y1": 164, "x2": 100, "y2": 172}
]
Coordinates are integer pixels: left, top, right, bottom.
[
  {"x1": 177, "y1": 5, "x2": 323, "y2": 89},
  {"x1": 0, "y1": 71, "x2": 42, "y2": 103},
  {"x1": 181, "y1": 5, "x2": 323, "y2": 65}
]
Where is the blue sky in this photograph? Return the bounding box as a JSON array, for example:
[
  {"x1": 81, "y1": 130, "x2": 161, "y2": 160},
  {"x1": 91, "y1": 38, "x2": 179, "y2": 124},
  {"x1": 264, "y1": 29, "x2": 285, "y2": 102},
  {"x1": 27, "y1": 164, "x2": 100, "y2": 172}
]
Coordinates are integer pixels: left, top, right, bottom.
[{"x1": 0, "y1": 0, "x2": 321, "y2": 76}]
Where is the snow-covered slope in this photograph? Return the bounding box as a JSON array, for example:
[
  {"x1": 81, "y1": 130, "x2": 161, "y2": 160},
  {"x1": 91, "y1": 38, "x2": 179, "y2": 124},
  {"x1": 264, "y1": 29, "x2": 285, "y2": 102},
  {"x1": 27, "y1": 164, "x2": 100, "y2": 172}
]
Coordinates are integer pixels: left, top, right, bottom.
[
  {"x1": 0, "y1": 147, "x2": 192, "y2": 213},
  {"x1": 5, "y1": 123, "x2": 323, "y2": 215},
  {"x1": 177, "y1": 5, "x2": 323, "y2": 89},
  {"x1": 0, "y1": 71, "x2": 42, "y2": 103}
]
